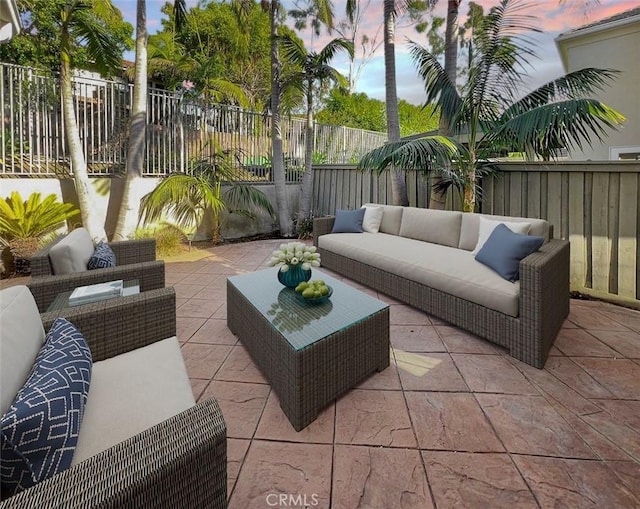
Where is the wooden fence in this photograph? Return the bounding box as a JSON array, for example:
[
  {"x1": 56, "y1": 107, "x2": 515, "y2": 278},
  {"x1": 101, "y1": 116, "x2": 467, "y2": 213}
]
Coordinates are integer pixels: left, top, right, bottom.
[{"x1": 312, "y1": 162, "x2": 640, "y2": 305}]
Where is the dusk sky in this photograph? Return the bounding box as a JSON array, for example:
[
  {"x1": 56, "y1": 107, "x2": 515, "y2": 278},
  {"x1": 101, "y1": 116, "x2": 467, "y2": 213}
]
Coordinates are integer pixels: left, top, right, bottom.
[{"x1": 112, "y1": 0, "x2": 637, "y2": 105}]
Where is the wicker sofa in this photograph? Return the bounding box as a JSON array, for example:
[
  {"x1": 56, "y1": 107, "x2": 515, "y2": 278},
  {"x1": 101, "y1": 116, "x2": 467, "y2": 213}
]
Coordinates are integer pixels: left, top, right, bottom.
[
  {"x1": 28, "y1": 229, "x2": 165, "y2": 312},
  {"x1": 313, "y1": 204, "x2": 570, "y2": 368},
  {"x1": 0, "y1": 286, "x2": 227, "y2": 508}
]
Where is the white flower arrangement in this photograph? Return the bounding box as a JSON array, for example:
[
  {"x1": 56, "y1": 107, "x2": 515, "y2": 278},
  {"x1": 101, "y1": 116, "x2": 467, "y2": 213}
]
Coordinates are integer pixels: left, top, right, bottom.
[{"x1": 267, "y1": 242, "x2": 321, "y2": 272}]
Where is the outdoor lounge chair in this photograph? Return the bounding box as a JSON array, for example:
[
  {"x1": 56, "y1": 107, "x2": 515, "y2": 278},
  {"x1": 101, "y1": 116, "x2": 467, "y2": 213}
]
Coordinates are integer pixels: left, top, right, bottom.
[
  {"x1": 28, "y1": 228, "x2": 165, "y2": 312},
  {"x1": 0, "y1": 285, "x2": 227, "y2": 508}
]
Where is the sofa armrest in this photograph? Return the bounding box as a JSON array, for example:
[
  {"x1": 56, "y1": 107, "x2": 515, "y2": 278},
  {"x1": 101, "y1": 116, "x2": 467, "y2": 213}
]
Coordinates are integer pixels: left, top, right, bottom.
[
  {"x1": 29, "y1": 235, "x2": 64, "y2": 276},
  {"x1": 0, "y1": 398, "x2": 227, "y2": 509},
  {"x1": 518, "y1": 239, "x2": 570, "y2": 363},
  {"x1": 110, "y1": 238, "x2": 157, "y2": 265},
  {"x1": 313, "y1": 216, "x2": 335, "y2": 247},
  {"x1": 40, "y1": 287, "x2": 176, "y2": 362},
  {"x1": 28, "y1": 261, "x2": 165, "y2": 312}
]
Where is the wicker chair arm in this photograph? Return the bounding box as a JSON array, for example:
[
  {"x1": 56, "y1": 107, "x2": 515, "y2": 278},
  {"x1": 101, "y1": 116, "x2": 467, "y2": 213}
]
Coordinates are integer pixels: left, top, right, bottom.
[
  {"x1": 109, "y1": 239, "x2": 156, "y2": 265},
  {"x1": 518, "y1": 239, "x2": 570, "y2": 365},
  {"x1": 29, "y1": 235, "x2": 64, "y2": 276},
  {"x1": 312, "y1": 216, "x2": 335, "y2": 247},
  {"x1": 28, "y1": 261, "x2": 165, "y2": 312},
  {"x1": 40, "y1": 287, "x2": 176, "y2": 363},
  {"x1": 0, "y1": 398, "x2": 227, "y2": 509}
]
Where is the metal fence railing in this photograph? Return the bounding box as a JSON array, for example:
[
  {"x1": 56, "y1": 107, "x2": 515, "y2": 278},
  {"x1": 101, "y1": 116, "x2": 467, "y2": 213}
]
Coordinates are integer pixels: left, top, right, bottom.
[{"x1": 1, "y1": 63, "x2": 387, "y2": 182}]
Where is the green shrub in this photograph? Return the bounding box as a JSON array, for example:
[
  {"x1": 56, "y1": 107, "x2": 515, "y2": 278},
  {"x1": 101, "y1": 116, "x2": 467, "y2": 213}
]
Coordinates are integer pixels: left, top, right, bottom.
[{"x1": 132, "y1": 223, "x2": 187, "y2": 258}]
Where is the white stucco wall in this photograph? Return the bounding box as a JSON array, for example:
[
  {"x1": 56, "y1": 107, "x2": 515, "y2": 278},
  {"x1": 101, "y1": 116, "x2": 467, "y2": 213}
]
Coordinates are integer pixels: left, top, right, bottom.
[{"x1": 556, "y1": 17, "x2": 640, "y2": 160}]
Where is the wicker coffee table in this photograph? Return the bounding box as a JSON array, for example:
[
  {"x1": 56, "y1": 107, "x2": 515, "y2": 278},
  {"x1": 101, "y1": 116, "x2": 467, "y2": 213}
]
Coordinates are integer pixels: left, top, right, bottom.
[{"x1": 227, "y1": 267, "x2": 389, "y2": 431}]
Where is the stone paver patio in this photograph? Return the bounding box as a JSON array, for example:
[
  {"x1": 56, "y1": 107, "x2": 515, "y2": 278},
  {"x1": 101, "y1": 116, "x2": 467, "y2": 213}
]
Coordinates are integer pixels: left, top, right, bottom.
[
  {"x1": 169, "y1": 239, "x2": 640, "y2": 508},
  {"x1": 4, "y1": 238, "x2": 639, "y2": 507}
]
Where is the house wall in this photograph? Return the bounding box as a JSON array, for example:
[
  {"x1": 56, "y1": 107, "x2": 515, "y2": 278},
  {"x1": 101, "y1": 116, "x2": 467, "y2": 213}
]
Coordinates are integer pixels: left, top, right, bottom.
[{"x1": 556, "y1": 18, "x2": 640, "y2": 160}]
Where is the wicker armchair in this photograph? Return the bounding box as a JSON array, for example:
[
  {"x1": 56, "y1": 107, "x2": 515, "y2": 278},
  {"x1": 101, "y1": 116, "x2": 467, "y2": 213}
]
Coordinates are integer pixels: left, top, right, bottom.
[
  {"x1": 28, "y1": 235, "x2": 165, "y2": 312},
  {"x1": 0, "y1": 287, "x2": 227, "y2": 509}
]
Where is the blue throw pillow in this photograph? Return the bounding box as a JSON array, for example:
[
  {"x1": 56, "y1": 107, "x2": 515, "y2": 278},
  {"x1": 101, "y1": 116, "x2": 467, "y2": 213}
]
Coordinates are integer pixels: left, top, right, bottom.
[
  {"x1": 475, "y1": 223, "x2": 544, "y2": 282},
  {"x1": 87, "y1": 241, "x2": 116, "y2": 270},
  {"x1": 1, "y1": 318, "x2": 92, "y2": 495},
  {"x1": 331, "y1": 208, "x2": 366, "y2": 233}
]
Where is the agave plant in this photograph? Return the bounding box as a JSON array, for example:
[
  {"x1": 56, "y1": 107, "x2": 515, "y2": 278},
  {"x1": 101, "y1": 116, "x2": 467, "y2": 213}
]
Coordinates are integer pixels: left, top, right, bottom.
[{"x1": 139, "y1": 145, "x2": 275, "y2": 244}]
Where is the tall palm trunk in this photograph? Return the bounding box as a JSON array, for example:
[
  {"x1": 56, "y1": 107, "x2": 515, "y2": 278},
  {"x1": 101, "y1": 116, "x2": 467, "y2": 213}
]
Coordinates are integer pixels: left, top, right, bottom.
[
  {"x1": 113, "y1": 0, "x2": 147, "y2": 240},
  {"x1": 383, "y1": 0, "x2": 408, "y2": 206},
  {"x1": 60, "y1": 39, "x2": 107, "y2": 240},
  {"x1": 270, "y1": 0, "x2": 294, "y2": 237},
  {"x1": 299, "y1": 77, "x2": 315, "y2": 222},
  {"x1": 430, "y1": 0, "x2": 460, "y2": 210}
]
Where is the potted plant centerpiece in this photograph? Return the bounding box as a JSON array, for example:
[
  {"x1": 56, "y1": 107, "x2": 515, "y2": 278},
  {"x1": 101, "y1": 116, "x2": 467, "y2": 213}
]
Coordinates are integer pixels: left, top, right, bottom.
[{"x1": 268, "y1": 242, "x2": 320, "y2": 288}]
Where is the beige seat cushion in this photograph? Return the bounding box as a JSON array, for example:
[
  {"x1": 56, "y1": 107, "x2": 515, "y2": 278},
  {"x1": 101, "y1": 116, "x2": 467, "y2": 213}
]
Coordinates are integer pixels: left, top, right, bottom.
[
  {"x1": 399, "y1": 207, "x2": 463, "y2": 248},
  {"x1": 48, "y1": 228, "x2": 95, "y2": 275},
  {"x1": 459, "y1": 213, "x2": 549, "y2": 251},
  {"x1": 319, "y1": 233, "x2": 520, "y2": 317},
  {"x1": 0, "y1": 286, "x2": 46, "y2": 414},
  {"x1": 71, "y1": 337, "x2": 195, "y2": 465}
]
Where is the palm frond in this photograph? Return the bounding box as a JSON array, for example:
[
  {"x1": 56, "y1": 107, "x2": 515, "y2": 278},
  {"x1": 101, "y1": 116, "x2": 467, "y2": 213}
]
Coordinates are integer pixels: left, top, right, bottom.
[
  {"x1": 317, "y1": 38, "x2": 354, "y2": 63},
  {"x1": 489, "y1": 99, "x2": 625, "y2": 158},
  {"x1": 70, "y1": 2, "x2": 123, "y2": 75},
  {"x1": 501, "y1": 68, "x2": 620, "y2": 119},
  {"x1": 223, "y1": 184, "x2": 276, "y2": 219},
  {"x1": 358, "y1": 136, "x2": 462, "y2": 174},
  {"x1": 409, "y1": 42, "x2": 461, "y2": 127}
]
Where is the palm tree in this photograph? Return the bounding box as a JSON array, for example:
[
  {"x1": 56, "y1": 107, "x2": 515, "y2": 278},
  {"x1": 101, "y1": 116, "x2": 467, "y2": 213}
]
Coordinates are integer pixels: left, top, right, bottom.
[
  {"x1": 360, "y1": 0, "x2": 625, "y2": 212},
  {"x1": 383, "y1": 0, "x2": 408, "y2": 206},
  {"x1": 60, "y1": 0, "x2": 123, "y2": 240},
  {"x1": 280, "y1": 35, "x2": 353, "y2": 223},
  {"x1": 138, "y1": 146, "x2": 275, "y2": 243},
  {"x1": 234, "y1": 0, "x2": 333, "y2": 237},
  {"x1": 113, "y1": 0, "x2": 148, "y2": 241}
]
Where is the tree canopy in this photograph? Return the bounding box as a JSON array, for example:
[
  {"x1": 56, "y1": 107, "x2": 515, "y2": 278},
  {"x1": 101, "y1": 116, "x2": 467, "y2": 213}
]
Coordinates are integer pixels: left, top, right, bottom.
[{"x1": 0, "y1": 0, "x2": 133, "y2": 74}]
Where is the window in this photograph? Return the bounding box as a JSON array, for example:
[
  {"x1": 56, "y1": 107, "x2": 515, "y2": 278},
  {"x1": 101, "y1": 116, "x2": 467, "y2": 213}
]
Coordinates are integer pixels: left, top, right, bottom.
[{"x1": 610, "y1": 146, "x2": 640, "y2": 161}]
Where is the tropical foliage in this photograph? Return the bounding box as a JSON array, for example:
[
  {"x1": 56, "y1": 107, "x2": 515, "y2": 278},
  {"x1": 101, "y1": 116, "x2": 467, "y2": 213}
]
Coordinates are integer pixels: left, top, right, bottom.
[
  {"x1": 360, "y1": 0, "x2": 625, "y2": 212},
  {"x1": 0, "y1": 191, "x2": 79, "y2": 269},
  {"x1": 138, "y1": 146, "x2": 275, "y2": 243},
  {"x1": 280, "y1": 34, "x2": 353, "y2": 222},
  {"x1": 0, "y1": 0, "x2": 132, "y2": 72}
]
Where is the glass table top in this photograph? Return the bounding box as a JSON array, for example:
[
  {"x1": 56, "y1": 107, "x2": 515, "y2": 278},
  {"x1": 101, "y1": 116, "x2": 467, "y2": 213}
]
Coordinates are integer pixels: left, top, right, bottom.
[{"x1": 228, "y1": 267, "x2": 388, "y2": 351}]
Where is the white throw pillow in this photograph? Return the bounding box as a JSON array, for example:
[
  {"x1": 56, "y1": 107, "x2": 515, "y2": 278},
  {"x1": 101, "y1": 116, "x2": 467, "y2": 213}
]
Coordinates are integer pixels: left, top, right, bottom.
[
  {"x1": 361, "y1": 206, "x2": 384, "y2": 233},
  {"x1": 472, "y1": 217, "x2": 531, "y2": 255},
  {"x1": 48, "y1": 228, "x2": 95, "y2": 274}
]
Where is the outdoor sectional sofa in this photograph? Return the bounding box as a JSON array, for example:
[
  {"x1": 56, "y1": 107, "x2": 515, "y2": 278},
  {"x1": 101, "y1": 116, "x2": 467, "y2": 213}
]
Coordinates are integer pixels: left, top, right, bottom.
[
  {"x1": 0, "y1": 286, "x2": 227, "y2": 508},
  {"x1": 313, "y1": 204, "x2": 570, "y2": 368}
]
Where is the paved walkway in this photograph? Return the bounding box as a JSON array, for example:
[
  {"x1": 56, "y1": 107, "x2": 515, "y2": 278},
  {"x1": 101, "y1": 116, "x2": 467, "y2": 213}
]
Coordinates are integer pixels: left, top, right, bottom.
[{"x1": 168, "y1": 239, "x2": 640, "y2": 508}]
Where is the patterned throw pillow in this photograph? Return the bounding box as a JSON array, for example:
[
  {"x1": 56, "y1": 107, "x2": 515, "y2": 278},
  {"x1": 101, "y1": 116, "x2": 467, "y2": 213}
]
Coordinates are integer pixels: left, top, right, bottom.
[
  {"x1": 1, "y1": 318, "x2": 92, "y2": 495},
  {"x1": 87, "y1": 241, "x2": 116, "y2": 270}
]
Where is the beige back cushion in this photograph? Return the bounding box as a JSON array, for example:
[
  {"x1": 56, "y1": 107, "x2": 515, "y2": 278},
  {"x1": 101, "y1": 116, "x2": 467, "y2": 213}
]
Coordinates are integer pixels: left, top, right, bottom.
[
  {"x1": 363, "y1": 203, "x2": 404, "y2": 236},
  {"x1": 48, "y1": 228, "x2": 95, "y2": 274},
  {"x1": 399, "y1": 208, "x2": 463, "y2": 248},
  {"x1": 459, "y1": 213, "x2": 550, "y2": 251},
  {"x1": 1, "y1": 286, "x2": 46, "y2": 414}
]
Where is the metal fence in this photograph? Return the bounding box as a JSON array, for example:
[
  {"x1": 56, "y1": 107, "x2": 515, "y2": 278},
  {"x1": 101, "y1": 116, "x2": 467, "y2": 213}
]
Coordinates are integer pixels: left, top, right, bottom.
[{"x1": 0, "y1": 63, "x2": 387, "y2": 181}]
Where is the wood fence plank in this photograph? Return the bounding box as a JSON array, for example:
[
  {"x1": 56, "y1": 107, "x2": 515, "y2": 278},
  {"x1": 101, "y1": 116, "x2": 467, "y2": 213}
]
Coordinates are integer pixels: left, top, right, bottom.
[
  {"x1": 510, "y1": 172, "x2": 522, "y2": 216},
  {"x1": 568, "y1": 172, "x2": 587, "y2": 290},
  {"x1": 527, "y1": 172, "x2": 541, "y2": 219},
  {"x1": 591, "y1": 172, "x2": 610, "y2": 293},
  {"x1": 618, "y1": 173, "x2": 638, "y2": 299},
  {"x1": 547, "y1": 172, "x2": 562, "y2": 238},
  {"x1": 608, "y1": 173, "x2": 620, "y2": 294}
]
